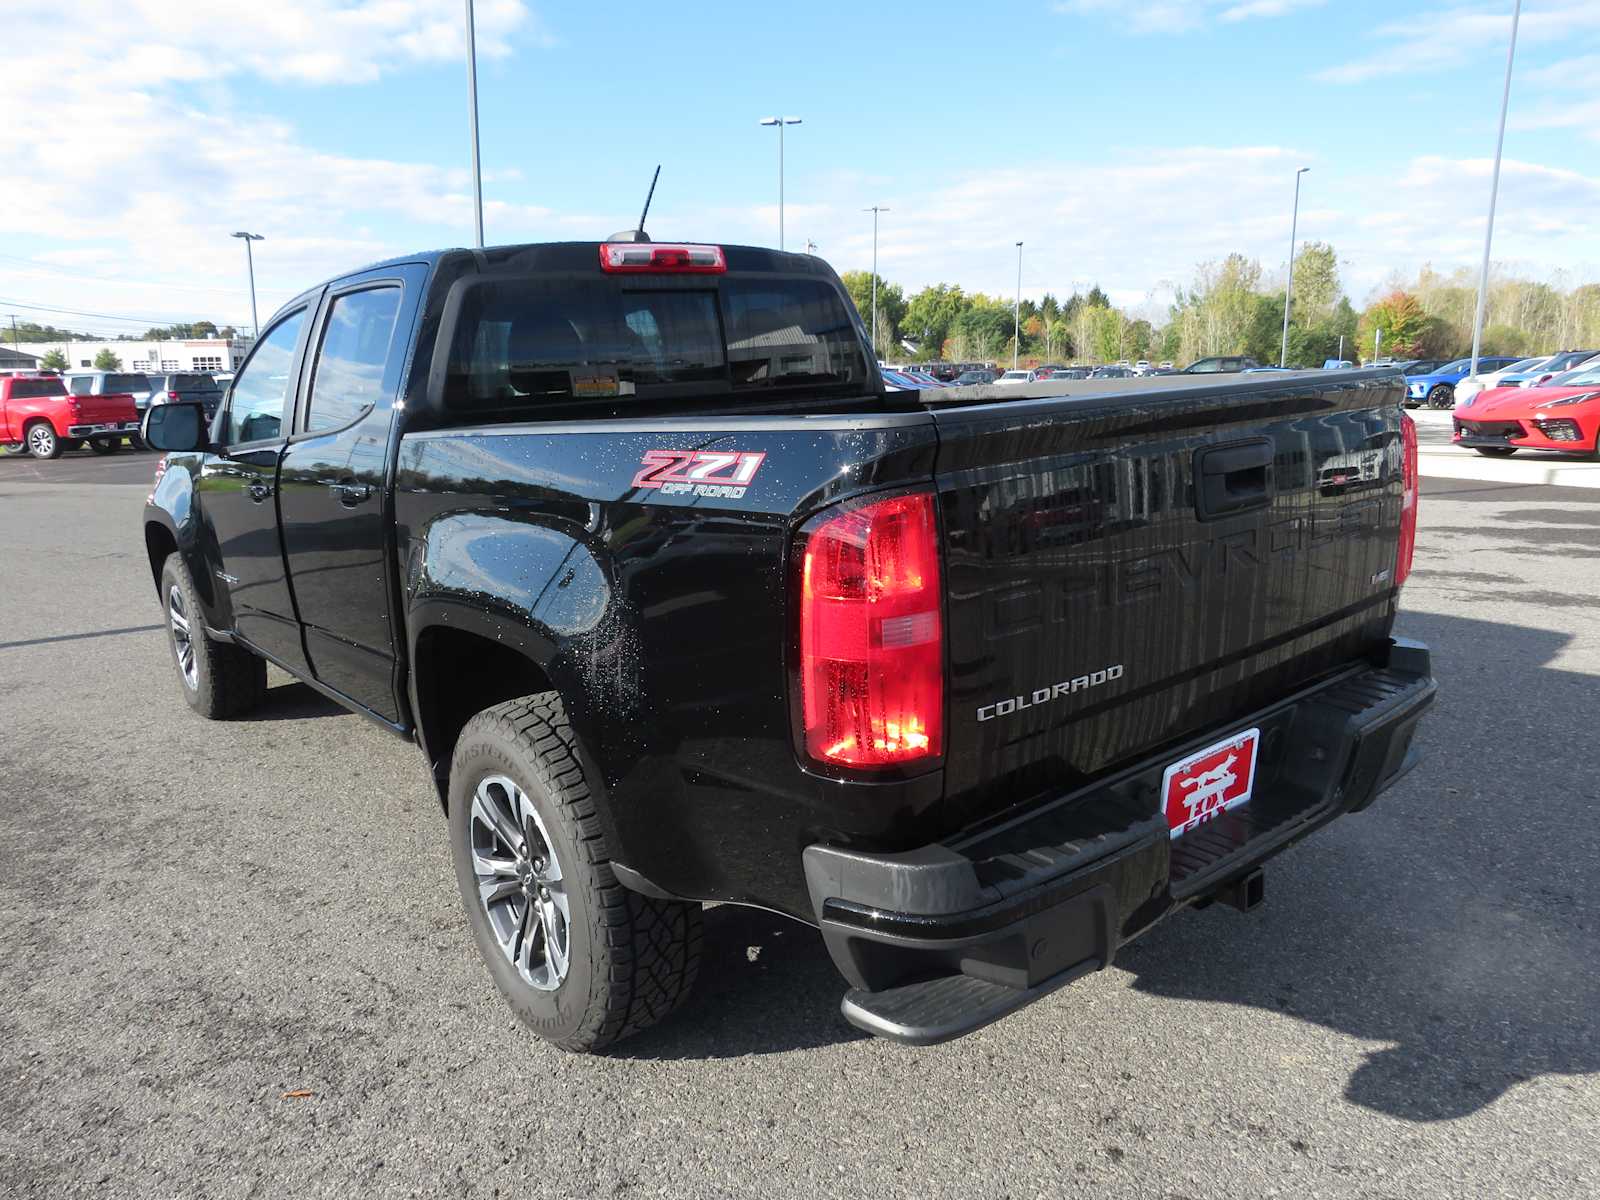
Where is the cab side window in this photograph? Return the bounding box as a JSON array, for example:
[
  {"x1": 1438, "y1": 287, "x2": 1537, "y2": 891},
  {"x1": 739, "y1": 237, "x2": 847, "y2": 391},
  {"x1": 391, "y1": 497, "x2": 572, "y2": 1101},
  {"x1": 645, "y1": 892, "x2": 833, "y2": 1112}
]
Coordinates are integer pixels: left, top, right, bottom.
[
  {"x1": 304, "y1": 287, "x2": 402, "y2": 433},
  {"x1": 222, "y1": 308, "x2": 306, "y2": 445}
]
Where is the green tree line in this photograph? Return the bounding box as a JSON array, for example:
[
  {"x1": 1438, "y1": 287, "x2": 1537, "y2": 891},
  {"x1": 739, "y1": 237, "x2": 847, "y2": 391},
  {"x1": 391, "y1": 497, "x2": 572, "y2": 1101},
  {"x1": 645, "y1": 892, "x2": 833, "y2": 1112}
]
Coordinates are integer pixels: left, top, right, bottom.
[{"x1": 842, "y1": 246, "x2": 1600, "y2": 368}]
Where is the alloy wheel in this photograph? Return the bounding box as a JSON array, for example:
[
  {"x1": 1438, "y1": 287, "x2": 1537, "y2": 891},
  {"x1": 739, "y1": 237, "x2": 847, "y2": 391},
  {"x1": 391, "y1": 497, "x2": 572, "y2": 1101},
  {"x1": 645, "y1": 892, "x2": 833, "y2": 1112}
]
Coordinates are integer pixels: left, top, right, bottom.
[
  {"x1": 470, "y1": 774, "x2": 571, "y2": 991},
  {"x1": 27, "y1": 425, "x2": 55, "y2": 457},
  {"x1": 167, "y1": 584, "x2": 198, "y2": 690}
]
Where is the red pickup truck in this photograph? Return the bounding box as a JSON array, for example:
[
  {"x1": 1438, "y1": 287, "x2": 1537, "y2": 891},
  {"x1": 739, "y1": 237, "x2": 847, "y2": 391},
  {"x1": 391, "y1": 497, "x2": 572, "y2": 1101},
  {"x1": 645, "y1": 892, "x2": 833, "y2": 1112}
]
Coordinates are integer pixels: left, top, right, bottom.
[{"x1": 0, "y1": 375, "x2": 140, "y2": 458}]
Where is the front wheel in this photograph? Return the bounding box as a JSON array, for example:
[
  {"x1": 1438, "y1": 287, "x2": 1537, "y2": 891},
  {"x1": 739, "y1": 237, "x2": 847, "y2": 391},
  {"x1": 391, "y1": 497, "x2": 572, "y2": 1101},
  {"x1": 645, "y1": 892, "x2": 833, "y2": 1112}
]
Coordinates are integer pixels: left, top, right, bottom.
[
  {"x1": 25, "y1": 422, "x2": 60, "y2": 459},
  {"x1": 449, "y1": 693, "x2": 702, "y2": 1052},
  {"x1": 1427, "y1": 384, "x2": 1454, "y2": 409},
  {"x1": 159, "y1": 553, "x2": 267, "y2": 718},
  {"x1": 1474, "y1": 446, "x2": 1516, "y2": 458}
]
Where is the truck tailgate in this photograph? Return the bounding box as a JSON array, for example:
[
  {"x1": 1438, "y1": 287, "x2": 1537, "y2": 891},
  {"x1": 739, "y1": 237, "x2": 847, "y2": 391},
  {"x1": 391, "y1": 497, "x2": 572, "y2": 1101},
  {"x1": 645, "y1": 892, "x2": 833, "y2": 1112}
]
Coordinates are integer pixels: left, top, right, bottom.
[
  {"x1": 929, "y1": 372, "x2": 1407, "y2": 827},
  {"x1": 75, "y1": 393, "x2": 138, "y2": 424}
]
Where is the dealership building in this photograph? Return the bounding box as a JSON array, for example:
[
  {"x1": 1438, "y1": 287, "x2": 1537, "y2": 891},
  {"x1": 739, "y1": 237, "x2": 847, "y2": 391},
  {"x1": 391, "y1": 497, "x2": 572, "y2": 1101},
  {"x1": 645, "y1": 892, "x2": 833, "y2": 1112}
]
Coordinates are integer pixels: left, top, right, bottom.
[{"x1": 15, "y1": 335, "x2": 251, "y2": 374}]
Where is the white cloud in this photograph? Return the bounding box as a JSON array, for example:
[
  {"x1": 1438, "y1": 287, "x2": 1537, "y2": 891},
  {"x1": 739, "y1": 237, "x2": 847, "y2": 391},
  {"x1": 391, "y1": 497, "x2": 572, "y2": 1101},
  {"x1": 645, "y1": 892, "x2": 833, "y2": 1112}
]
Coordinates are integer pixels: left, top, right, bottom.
[
  {"x1": 661, "y1": 147, "x2": 1598, "y2": 312},
  {"x1": 1052, "y1": 0, "x2": 1321, "y2": 34},
  {"x1": 1, "y1": 2, "x2": 1594, "y2": 334},
  {"x1": 1315, "y1": 2, "x2": 1600, "y2": 84},
  {"x1": 9, "y1": 0, "x2": 544, "y2": 88},
  {"x1": 0, "y1": 1, "x2": 554, "y2": 328}
]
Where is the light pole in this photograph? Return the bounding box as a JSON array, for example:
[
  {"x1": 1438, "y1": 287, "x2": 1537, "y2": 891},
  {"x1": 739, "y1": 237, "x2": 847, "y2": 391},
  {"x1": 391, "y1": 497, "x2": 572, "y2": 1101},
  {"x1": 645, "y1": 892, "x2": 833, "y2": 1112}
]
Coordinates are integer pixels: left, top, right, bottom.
[
  {"x1": 1470, "y1": 0, "x2": 1522, "y2": 378},
  {"x1": 758, "y1": 116, "x2": 801, "y2": 249},
  {"x1": 1280, "y1": 166, "x2": 1309, "y2": 367},
  {"x1": 865, "y1": 206, "x2": 889, "y2": 362},
  {"x1": 231, "y1": 232, "x2": 264, "y2": 338},
  {"x1": 464, "y1": 0, "x2": 484, "y2": 248},
  {"x1": 1013, "y1": 241, "x2": 1023, "y2": 371}
]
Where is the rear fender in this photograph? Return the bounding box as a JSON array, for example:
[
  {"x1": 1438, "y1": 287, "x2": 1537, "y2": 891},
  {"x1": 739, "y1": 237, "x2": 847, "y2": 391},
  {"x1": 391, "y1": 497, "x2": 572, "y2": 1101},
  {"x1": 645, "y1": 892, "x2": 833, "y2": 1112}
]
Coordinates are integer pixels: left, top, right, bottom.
[{"x1": 404, "y1": 508, "x2": 633, "y2": 826}]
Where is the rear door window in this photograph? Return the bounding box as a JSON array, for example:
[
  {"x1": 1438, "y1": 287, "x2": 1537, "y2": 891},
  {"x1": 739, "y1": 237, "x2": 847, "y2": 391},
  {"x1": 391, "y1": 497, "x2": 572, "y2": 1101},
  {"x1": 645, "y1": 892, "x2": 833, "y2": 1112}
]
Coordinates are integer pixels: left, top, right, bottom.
[
  {"x1": 105, "y1": 373, "x2": 149, "y2": 393},
  {"x1": 67, "y1": 376, "x2": 93, "y2": 395},
  {"x1": 304, "y1": 286, "x2": 402, "y2": 432}
]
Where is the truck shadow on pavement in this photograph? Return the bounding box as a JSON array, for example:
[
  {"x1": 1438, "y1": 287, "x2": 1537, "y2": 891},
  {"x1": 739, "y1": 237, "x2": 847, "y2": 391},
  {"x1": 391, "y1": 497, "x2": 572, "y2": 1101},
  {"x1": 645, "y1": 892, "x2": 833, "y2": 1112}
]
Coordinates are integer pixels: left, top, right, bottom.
[
  {"x1": 1118, "y1": 611, "x2": 1600, "y2": 1122},
  {"x1": 611, "y1": 904, "x2": 868, "y2": 1059},
  {"x1": 240, "y1": 680, "x2": 350, "y2": 722}
]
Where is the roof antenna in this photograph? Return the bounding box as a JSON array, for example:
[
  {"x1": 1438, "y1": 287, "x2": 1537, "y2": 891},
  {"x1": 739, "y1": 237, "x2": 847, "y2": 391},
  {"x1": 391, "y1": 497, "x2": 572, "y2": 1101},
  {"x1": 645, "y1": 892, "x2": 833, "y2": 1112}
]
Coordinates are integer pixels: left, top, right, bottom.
[{"x1": 608, "y1": 165, "x2": 660, "y2": 244}]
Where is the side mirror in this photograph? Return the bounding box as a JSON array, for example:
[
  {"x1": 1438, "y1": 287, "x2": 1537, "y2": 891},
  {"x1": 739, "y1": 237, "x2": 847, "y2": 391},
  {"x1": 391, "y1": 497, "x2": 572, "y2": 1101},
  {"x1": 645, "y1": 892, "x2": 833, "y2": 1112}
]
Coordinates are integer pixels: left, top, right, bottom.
[{"x1": 142, "y1": 402, "x2": 209, "y2": 452}]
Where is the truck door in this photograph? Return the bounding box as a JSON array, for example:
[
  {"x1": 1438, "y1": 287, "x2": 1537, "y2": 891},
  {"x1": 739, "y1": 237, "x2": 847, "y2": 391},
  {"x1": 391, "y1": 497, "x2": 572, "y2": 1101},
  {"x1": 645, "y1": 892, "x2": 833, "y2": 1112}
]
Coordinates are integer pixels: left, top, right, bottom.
[
  {"x1": 196, "y1": 302, "x2": 315, "y2": 674},
  {"x1": 275, "y1": 265, "x2": 425, "y2": 721}
]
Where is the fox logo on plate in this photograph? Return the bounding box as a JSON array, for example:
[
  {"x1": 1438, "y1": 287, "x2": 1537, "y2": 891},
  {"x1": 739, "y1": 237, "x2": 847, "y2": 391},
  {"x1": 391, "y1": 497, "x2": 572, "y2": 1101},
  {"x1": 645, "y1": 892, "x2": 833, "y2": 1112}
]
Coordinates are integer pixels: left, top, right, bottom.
[{"x1": 1160, "y1": 728, "x2": 1260, "y2": 839}]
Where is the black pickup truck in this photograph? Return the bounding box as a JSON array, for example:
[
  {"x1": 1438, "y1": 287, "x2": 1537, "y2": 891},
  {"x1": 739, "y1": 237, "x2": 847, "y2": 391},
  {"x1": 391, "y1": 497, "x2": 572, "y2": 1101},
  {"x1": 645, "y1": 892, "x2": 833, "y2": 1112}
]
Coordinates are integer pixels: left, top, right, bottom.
[{"x1": 140, "y1": 238, "x2": 1434, "y2": 1051}]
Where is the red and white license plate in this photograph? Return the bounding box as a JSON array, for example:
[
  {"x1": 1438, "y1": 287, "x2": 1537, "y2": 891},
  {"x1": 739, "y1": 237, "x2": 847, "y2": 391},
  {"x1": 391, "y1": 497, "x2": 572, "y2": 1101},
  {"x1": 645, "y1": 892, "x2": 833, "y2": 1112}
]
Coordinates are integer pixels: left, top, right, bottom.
[{"x1": 1160, "y1": 728, "x2": 1260, "y2": 839}]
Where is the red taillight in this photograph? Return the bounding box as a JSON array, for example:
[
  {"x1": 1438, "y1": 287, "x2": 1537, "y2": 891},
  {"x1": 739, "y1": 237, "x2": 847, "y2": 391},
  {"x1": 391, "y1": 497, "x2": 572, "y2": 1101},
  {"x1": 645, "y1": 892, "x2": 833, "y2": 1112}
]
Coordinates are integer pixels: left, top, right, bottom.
[
  {"x1": 1397, "y1": 411, "x2": 1418, "y2": 588},
  {"x1": 168, "y1": 391, "x2": 180, "y2": 401},
  {"x1": 599, "y1": 242, "x2": 726, "y2": 274},
  {"x1": 797, "y1": 492, "x2": 943, "y2": 770},
  {"x1": 67, "y1": 397, "x2": 83, "y2": 418}
]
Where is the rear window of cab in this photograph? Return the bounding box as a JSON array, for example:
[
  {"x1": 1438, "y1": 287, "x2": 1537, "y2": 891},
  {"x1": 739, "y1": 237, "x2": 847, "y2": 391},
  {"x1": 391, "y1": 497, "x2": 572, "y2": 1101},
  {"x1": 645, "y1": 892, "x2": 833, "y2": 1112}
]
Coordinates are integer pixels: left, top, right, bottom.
[
  {"x1": 440, "y1": 276, "x2": 870, "y2": 409},
  {"x1": 9, "y1": 378, "x2": 67, "y2": 398}
]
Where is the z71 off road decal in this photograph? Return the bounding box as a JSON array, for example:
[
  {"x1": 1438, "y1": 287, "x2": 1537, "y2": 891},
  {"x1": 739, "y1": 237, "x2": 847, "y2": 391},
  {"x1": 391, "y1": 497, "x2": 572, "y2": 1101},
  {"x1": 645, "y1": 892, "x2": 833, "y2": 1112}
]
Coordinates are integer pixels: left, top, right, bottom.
[{"x1": 631, "y1": 450, "x2": 766, "y2": 499}]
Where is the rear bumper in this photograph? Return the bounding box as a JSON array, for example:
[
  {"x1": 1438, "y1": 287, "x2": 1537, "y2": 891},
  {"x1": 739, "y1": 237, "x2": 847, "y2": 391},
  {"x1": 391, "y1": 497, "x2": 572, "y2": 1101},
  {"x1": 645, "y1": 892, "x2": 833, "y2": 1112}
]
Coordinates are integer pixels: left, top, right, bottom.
[
  {"x1": 803, "y1": 638, "x2": 1435, "y2": 1044},
  {"x1": 67, "y1": 421, "x2": 140, "y2": 437}
]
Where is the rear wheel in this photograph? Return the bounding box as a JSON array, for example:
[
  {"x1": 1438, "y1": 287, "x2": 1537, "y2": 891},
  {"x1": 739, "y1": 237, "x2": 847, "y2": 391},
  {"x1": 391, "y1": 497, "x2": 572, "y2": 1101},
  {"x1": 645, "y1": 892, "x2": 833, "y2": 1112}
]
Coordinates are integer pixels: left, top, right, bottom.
[
  {"x1": 1474, "y1": 446, "x2": 1516, "y2": 458},
  {"x1": 25, "y1": 422, "x2": 60, "y2": 459},
  {"x1": 160, "y1": 553, "x2": 267, "y2": 718},
  {"x1": 88, "y1": 438, "x2": 120, "y2": 455},
  {"x1": 449, "y1": 693, "x2": 702, "y2": 1052},
  {"x1": 1426, "y1": 384, "x2": 1454, "y2": 409}
]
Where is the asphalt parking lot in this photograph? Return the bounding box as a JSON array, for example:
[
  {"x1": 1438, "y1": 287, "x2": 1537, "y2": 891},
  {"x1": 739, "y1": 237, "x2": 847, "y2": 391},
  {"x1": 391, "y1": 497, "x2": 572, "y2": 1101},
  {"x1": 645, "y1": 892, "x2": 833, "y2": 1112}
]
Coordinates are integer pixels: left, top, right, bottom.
[{"x1": 2, "y1": 428, "x2": 1597, "y2": 1199}]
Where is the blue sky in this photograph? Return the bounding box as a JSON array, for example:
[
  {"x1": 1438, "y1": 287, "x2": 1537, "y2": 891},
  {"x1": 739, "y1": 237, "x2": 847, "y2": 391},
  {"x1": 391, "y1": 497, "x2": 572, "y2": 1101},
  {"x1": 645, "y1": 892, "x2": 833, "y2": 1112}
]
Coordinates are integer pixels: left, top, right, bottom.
[{"x1": 3, "y1": 0, "x2": 1597, "y2": 335}]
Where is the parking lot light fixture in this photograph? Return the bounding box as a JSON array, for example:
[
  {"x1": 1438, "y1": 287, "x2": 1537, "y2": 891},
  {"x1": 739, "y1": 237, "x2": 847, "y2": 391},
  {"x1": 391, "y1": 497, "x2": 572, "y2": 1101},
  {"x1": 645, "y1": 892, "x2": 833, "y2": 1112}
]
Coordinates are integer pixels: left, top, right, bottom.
[
  {"x1": 464, "y1": 0, "x2": 484, "y2": 249},
  {"x1": 865, "y1": 206, "x2": 889, "y2": 361},
  {"x1": 758, "y1": 117, "x2": 802, "y2": 250},
  {"x1": 1471, "y1": 0, "x2": 1522, "y2": 380},
  {"x1": 231, "y1": 232, "x2": 264, "y2": 339},
  {"x1": 1013, "y1": 241, "x2": 1023, "y2": 371},
  {"x1": 1280, "y1": 167, "x2": 1309, "y2": 368}
]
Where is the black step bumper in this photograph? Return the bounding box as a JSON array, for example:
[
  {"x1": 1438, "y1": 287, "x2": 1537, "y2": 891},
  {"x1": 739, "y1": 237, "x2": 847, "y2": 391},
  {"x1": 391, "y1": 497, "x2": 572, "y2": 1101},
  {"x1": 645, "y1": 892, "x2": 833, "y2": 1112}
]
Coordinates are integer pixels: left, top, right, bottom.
[{"x1": 803, "y1": 638, "x2": 1435, "y2": 1045}]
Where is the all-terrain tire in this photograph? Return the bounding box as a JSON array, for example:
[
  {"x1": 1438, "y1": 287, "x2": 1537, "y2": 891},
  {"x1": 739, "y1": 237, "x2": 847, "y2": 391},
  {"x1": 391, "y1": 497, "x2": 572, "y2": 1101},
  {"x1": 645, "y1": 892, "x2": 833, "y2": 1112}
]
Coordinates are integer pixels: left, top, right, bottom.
[
  {"x1": 449, "y1": 693, "x2": 702, "y2": 1052},
  {"x1": 159, "y1": 553, "x2": 268, "y2": 718},
  {"x1": 88, "y1": 438, "x2": 120, "y2": 454}
]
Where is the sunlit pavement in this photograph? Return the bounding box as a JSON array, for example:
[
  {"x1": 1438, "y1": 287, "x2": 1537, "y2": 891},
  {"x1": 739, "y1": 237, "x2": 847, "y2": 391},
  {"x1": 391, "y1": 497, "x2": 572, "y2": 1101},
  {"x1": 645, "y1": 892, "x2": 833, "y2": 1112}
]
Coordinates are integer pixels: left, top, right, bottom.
[
  {"x1": 1413, "y1": 404, "x2": 1600, "y2": 489},
  {"x1": 2, "y1": 449, "x2": 1597, "y2": 1199}
]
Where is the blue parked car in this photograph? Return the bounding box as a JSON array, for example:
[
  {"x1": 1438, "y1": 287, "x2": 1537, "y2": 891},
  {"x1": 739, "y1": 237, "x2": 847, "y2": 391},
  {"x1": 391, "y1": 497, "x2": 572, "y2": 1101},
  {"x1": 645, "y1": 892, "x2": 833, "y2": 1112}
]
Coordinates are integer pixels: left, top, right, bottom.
[{"x1": 1403, "y1": 356, "x2": 1519, "y2": 409}]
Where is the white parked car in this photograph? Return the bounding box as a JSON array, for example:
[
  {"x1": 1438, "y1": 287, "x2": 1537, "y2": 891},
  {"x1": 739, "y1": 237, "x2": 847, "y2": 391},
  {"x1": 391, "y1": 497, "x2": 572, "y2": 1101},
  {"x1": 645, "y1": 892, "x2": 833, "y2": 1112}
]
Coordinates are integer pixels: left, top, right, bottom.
[
  {"x1": 995, "y1": 369, "x2": 1037, "y2": 386},
  {"x1": 1453, "y1": 355, "x2": 1553, "y2": 408}
]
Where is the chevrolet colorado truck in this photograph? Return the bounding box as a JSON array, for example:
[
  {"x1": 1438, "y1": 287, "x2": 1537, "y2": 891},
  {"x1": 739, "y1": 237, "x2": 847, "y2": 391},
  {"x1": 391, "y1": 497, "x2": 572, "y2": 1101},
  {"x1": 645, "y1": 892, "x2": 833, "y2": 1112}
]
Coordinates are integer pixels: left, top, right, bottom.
[
  {"x1": 2, "y1": 374, "x2": 140, "y2": 458},
  {"x1": 140, "y1": 239, "x2": 1435, "y2": 1051}
]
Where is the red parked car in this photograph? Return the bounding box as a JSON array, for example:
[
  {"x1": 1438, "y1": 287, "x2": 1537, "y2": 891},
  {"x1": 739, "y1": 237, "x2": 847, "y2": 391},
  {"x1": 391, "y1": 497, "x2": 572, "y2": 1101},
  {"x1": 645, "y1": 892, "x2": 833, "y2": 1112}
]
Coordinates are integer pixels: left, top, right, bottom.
[
  {"x1": 0, "y1": 374, "x2": 140, "y2": 459},
  {"x1": 1453, "y1": 363, "x2": 1600, "y2": 458}
]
